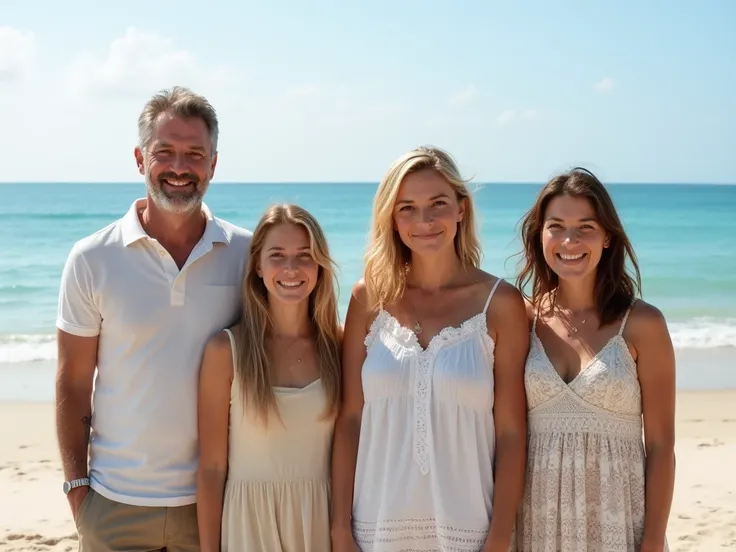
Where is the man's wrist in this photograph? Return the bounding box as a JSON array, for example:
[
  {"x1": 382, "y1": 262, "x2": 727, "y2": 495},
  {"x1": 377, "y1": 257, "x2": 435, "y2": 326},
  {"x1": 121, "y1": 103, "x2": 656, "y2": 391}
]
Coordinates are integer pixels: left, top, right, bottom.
[{"x1": 63, "y1": 477, "x2": 90, "y2": 495}]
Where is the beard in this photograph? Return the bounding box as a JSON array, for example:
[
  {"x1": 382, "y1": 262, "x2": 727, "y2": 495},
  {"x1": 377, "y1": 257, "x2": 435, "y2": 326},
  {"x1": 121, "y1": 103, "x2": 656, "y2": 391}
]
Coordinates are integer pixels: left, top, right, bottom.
[{"x1": 146, "y1": 171, "x2": 208, "y2": 214}]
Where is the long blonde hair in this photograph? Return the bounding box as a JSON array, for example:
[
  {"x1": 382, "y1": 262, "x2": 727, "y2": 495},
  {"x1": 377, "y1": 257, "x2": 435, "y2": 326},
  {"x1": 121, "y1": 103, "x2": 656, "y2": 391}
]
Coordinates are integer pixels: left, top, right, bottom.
[
  {"x1": 364, "y1": 146, "x2": 482, "y2": 310},
  {"x1": 235, "y1": 204, "x2": 341, "y2": 424}
]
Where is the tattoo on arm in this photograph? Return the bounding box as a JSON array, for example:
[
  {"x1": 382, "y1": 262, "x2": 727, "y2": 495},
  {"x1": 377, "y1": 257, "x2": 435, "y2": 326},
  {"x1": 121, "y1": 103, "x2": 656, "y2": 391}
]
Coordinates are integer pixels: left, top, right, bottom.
[{"x1": 82, "y1": 415, "x2": 91, "y2": 444}]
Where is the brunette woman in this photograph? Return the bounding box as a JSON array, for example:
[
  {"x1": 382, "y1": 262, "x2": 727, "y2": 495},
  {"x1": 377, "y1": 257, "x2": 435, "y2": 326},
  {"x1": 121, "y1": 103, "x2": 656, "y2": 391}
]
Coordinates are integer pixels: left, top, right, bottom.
[{"x1": 514, "y1": 168, "x2": 675, "y2": 552}]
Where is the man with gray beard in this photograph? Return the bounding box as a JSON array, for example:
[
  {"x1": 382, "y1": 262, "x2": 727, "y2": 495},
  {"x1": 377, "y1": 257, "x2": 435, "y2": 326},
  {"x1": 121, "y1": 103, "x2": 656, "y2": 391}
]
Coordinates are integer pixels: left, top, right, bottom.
[{"x1": 55, "y1": 86, "x2": 252, "y2": 551}]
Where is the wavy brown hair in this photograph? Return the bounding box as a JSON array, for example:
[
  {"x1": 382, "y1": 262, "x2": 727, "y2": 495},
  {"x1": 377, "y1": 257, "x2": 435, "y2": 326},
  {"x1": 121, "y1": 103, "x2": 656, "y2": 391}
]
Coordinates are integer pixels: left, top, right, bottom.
[
  {"x1": 516, "y1": 167, "x2": 642, "y2": 327},
  {"x1": 364, "y1": 146, "x2": 482, "y2": 311},
  {"x1": 234, "y1": 204, "x2": 341, "y2": 425}
]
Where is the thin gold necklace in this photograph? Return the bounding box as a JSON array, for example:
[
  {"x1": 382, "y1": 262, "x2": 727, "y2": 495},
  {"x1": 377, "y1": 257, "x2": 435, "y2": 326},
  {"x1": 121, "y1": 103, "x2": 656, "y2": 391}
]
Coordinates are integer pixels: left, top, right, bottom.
[
  {"x1": 406, "y1": 267, "x2": 462, "y2": 336},
  {"x1": 272, "y1": 336, "x2": 305, "y2": 367},
  {"x1": 410, "y1": 301, "x2": 436, "y2": 336},
  {"x1": 556, "y1": 306, "x2": 591, "y2": 337}
]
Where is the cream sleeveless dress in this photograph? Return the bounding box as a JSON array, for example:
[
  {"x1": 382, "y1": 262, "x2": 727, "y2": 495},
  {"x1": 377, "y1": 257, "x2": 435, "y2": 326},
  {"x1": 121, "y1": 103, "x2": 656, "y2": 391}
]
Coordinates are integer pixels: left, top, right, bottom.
[
  {"x1": 513, "y1": 305, "x2": 670, "y2": 551},
  {"x1": 352, "y1": 279, "x2": 502, "y2": 552},
  {"x1": 220, "y1": 329, "x2": 333, "y2": 552}
]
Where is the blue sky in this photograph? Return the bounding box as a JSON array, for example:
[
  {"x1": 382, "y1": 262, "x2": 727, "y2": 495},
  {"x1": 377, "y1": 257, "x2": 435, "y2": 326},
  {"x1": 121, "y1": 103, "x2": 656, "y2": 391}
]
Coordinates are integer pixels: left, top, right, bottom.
[{"x1": 2, "y1": 0, "x2": 734, "y2": 183}]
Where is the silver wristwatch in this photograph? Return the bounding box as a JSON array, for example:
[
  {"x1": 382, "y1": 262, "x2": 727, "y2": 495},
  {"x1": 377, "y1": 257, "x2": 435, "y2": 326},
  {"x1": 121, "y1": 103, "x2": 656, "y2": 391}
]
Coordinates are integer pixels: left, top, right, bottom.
[{"x1": 63, "y1": 477, "x2": 90, "y2": 494}]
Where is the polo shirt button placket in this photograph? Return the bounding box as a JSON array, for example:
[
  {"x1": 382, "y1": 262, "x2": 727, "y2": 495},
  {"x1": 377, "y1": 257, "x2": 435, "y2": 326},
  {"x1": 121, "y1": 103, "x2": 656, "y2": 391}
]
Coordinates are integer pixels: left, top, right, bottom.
[
  {"x1": 171, "y1": 276, "x2": 186, "y2": 306},
  {"x1": 154, "y1": 245, "x2": 181, "y2": 306}
]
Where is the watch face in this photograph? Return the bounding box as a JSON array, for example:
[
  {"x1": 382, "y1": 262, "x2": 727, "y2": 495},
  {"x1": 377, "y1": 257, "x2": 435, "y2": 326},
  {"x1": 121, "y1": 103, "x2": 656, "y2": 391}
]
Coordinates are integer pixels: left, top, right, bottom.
[{"x1": 63, "y1": 481, "x2": 71, "y2": 494}]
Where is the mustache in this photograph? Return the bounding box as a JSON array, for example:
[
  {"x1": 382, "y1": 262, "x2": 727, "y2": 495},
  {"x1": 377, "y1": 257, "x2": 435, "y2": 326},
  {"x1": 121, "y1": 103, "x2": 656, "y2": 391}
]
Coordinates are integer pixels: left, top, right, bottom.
[{"x1": 157, "y1": 172, "x2": 200, "y2": 186}]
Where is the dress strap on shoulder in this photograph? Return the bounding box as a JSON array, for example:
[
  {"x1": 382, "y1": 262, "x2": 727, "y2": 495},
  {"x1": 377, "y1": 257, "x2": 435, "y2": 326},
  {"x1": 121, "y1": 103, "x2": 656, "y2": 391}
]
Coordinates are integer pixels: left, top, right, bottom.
[
  {"x1": 618, "y1": 301, "x2": 636, "y2": 336},
  {"x1": 531, "y1": 309, "x2": 539, "y2": 331},
  {"x1": 482, "y1": 278, "x2": 504, "y2": 314},
  {"x1": 223, "y1": 328, "x2": 238, "y2": 371}
]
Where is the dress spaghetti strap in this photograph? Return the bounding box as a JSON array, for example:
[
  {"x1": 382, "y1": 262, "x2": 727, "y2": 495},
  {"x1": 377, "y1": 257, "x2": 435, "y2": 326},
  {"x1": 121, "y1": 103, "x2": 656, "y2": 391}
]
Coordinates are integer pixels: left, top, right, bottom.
[
  {"x1": 618, "y1": 301, "x2": 636, "y2": 336},
  {"x1": 481, "y1": 278, "x2": 503, "y2": 314},
  {"x1": 223, "y1": 328, "x2": 238, "y2": 370}
]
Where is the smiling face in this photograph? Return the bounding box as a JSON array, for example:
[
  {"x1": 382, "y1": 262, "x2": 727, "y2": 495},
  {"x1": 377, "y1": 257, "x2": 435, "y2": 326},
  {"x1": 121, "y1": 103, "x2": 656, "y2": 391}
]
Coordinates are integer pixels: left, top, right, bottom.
[
  {"x1": 256, "y1": 223, "x2": 319, "y2": 305},
  {"x1": 541, "y1": 194, "x2": 610, "y2": 283},
  {"x1": 134, "y1": 111, "x2": 217, "y2": 214},
  {"x1": 392, "y1": 168, "x2": 465, "y2": 258}
]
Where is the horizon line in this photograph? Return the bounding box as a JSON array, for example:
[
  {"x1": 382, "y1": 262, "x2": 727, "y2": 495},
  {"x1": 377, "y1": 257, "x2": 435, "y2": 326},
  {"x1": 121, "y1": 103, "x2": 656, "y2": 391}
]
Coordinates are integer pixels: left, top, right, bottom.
[{"x1": 1, "y1": 180, "x2": 735, "y2": 186}]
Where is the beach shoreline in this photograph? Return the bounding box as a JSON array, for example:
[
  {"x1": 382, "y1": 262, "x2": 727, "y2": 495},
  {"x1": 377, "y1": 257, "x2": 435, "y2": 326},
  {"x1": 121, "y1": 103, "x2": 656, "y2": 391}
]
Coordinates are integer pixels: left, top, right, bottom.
[
  {"x1": 2, "y1": 391, "x2": 735, "y2": 551},
  {"x1": 3, "y1": 346, "x2": 735, "y2": 405}
]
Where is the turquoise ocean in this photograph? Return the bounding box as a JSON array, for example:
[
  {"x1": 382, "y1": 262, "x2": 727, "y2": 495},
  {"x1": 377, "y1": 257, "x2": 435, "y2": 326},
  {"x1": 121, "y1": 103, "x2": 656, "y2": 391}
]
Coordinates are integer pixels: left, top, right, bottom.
[{"x1": 1, "y1": 182, "x2": 735, "y2": 396}]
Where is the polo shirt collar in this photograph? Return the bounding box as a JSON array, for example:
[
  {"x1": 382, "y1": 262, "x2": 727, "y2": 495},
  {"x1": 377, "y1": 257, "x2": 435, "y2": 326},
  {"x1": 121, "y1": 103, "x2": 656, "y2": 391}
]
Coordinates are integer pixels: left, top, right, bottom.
[{"x1": 121, "y1": 198, "x2": 230, "y2": 247}]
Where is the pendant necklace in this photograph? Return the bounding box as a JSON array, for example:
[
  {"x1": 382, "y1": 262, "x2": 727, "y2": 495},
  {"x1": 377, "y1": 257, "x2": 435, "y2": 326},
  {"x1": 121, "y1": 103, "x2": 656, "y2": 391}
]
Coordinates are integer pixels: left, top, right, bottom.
[
  {"x1": 273, "y1": 336, "x2": 304, "y2": 370},
  {"x1": 411, "y1": 304, "x2": 433, "y2": 336},
  {"x1": 568, "y1": 316, "x2": 586, "y2": 337},
  {"x1": 557, "y1": 307, "x2": 588, "y2": 338}
]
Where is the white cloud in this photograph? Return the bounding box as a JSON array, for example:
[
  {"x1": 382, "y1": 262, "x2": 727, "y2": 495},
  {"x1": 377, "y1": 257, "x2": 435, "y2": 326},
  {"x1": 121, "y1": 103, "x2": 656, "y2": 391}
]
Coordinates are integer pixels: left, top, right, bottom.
[
  {"x1": 449, "y1": 85, "x2": 477, "y2": 106},
  {"x1": 65, "y1": 27, "x2": 234, "y2": 98},
  {"x1": 497, "y1": 108, "x2": 544, "y2": 126},
  {"x1": 0, "y1": 27, "x2": 36, "y2": 82},
  {"x1": 594, "y1": 77, "x2": 615, "y2": 93}
]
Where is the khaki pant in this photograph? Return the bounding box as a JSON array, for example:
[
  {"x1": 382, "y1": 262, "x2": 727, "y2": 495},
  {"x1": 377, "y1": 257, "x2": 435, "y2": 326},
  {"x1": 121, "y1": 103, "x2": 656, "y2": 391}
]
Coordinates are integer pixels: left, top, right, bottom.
[{"x1": 75, "y1": 488, "x2": 199, "y2": 551}]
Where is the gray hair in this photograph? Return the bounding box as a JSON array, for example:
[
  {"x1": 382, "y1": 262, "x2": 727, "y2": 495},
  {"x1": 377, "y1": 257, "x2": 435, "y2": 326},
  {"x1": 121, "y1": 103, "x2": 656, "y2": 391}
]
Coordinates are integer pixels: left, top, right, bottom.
[{"x1": 138, "y1": 86, "x2": 219, "y2": 154}]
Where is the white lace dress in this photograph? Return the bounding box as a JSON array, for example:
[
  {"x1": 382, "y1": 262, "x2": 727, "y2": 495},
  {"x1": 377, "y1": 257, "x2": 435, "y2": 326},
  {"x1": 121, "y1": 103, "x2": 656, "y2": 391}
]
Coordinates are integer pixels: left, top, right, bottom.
[
  {"x1": 351, "y1": 279, "x2": 503, "y2": 552},
  {"x1": 513, "y1": 307, "x2": 670, "y2": 552}
]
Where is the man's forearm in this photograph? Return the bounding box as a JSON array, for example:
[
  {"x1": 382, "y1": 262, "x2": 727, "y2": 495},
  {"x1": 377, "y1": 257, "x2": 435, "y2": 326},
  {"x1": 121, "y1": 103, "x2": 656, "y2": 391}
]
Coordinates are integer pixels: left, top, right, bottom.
[{"x1": 56, "y1": 380, "x2": 92, "y2": 480}]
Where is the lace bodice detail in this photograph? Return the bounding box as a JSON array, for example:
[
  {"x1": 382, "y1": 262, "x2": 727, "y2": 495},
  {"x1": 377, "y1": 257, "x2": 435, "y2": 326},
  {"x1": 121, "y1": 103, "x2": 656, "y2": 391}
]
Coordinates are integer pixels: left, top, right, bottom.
[
  {"x1": 524, "y1": 309, "x2": 641, "y2": 417},
  {"x1": 512, "y1": 304, "x2": 669, "y2": 552},
  {"x1": 352, "y1": 279, "x2": 502, "y2": 551},
  {"x1": 364, "y1": 308, "x2": 494, "y2": 474},
  {"x1": 364, "y1": 308, "x2": 490, "y2": 352},
  {"x1": 524, "y1": 304, "x2": 641, "y2": 416}
]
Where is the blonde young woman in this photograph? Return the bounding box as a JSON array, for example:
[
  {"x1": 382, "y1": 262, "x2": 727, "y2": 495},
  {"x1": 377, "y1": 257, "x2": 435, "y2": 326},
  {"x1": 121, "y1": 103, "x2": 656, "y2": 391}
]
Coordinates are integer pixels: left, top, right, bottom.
[
  {"x1": 331, "y1": 146, "x2": 529, "y2": 552},
  {"x1": 513, "y1": 168, "x2": 675, "y2": 552},
  {"x1": 196, "y1": 204, "x2": 341, "y2": 552}
]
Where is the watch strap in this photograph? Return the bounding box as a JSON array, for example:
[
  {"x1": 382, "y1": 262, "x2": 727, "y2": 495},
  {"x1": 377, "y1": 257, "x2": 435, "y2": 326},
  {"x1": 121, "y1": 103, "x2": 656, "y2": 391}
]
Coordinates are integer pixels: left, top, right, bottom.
[{"x1": 63, "y1": 477, "x2": 91, "y2": 493}]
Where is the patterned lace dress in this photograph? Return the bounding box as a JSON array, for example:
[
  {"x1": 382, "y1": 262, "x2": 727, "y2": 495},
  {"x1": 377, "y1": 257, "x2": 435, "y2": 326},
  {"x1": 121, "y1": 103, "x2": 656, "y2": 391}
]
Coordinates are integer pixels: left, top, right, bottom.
[
  {"x1": 352, "y1": 279, "x2": 503, "y2": 551},
  {"x1": 513, "y1": 306, "x2": 669, "y2": 552}
]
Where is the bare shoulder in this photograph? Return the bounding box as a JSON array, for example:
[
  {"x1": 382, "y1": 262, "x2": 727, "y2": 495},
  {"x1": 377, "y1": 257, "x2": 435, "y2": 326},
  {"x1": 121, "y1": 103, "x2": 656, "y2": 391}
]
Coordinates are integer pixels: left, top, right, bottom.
[
  {"x1": 206, "y1": 328, "x2": 235, "y2": 353},
  {"x1": 201, "y1": 327, "x2": 236, "y2": 382},
  {"x1": 625, "y1": 299, "x2": 669, "y2": 337},
  {"x1": 349, "y1": 278, "x2": 373, "y2": 319},
  {"x1": 350, "y1": 278, "x2": 369, "y2": 304},
  {"x1": 472, "y1": 272, "x2": 529, "y2": 355},
  {"x1": 469, "y1": 270, "x2": 526, "y2": 326},
  {"x1": 623, "y1": 299, "x2": 673, "y2": 361},
  {"x1": 493, "y1": 277, "x2": 523, "y2": 303},
  {"x1": 346, "y1": 278, "x2": 380, "y2": 333},
  {"x1": 470, "y1": 269, "x2": 523, "y2": 309}
]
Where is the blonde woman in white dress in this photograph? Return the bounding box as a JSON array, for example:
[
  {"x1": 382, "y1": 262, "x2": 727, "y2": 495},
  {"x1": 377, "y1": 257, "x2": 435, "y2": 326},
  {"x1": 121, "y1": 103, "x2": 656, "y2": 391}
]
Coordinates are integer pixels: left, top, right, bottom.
[
  {"x1": 513, "y1": 168, "x2": 675, "y2": 551},
  {"x1": 331, "y1": 146, "x2": 529, "y2": 552},
  {"x1": 196, "y1": 204, "x2": 342, "y2": 552}
]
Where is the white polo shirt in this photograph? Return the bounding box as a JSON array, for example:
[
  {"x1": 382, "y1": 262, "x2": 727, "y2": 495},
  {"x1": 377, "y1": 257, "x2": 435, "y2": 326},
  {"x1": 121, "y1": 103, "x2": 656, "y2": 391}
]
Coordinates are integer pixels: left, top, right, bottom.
[{"x1": 56, "y1": 199, "x2": 252, "y2": 507}]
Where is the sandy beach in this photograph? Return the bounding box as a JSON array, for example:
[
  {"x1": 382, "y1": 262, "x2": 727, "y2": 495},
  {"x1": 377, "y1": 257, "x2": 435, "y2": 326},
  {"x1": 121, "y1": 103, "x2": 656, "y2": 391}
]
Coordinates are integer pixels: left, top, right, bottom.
[{"x1": 1, "y1": 391, "x2": 735, "y2": 551}]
